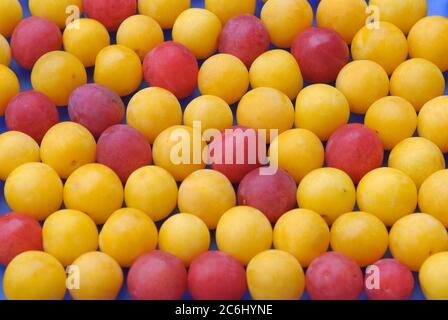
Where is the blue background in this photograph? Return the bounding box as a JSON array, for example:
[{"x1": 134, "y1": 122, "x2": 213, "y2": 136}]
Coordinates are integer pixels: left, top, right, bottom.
[{"x1": 1, "y1": 0, "x2": 448, "y2": 300}]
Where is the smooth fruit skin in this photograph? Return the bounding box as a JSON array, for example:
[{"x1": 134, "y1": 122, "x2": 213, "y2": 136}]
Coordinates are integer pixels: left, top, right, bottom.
[
  {"x1": 143, "y1": 41, "x2": 198, "y2": 99},
  {"x1": 198, "y1": 53, "x2": 249, "y2": 105},
  {"x1": 408, "y1": 16, "x2": 448, "y2": 72},
  {"x1": 364, "y1": 259, "x2": 414, "y2": 300},
  {"x1": 117, "y1": 15, "x2": 163, "y2": 61},
  {"x1": 84, "y1": 0, "x2": 136, "y2": 31},
  {"x1": 297, "y1": 167, "x2": 356, "y2": 225},
  {"x1": 291, "y1": 27, "x2": 349, "y2": 84},
  {"x1": 209, "y1": 126, "x2": 264, "y2": 183},
  {"x1": 178, "y1": 169, "x2": 236, "y2": 229},
  {"x1": 188, "y1": 251, "x2": 247, "y2": 300},
  {"x1": 365, "y1": 96, "x2": 417, "y2": 150},
  {"x1": 124, "y1": 166, "x2": 178, "y2": 222},
  {"x1": 316, "y1": 0, "x2": 367, "y2": 44},
  {"x1": 138, "y1": 0, "x2": 190, "y2": 29},
  {"x1": 418, "y1": 96, "x2": 448, "y2": 153},
  {"x1": 70, "y1": 252, "x2": 123, "y2": 300},
  {"x1": 152, "y1": 125, "x2": 206, "y2": 182},
  {"x1": 419, "y1": 170, "x2": 448, "y2": 227},
  {"x1": 390, "y1": 58, "x2": 445, "y2": 112},
  {"x1": 249, "y1": 49, "x2": 303, "y2": 100},
  {"x1": 247, "y1": 250, "x2": 305, "y2": 300},
  {"x1": 325, "y1": 124, "x2": 384, "y2": 184},
  {"x1": 295, "y1": 84, "x2": 350, "y2": 141},
  {"x1": 29, "y1": 0, "x2": 83, "y2": 28},
  {"x1": 238, "y1": 167, "x2": 297, "y2": 223},
  {"x1": 389, "y1": 213, "x2": 448, "y2": 271},
  {"x1": 306, "y1": 252, "x2": 363, "y2": 300},
  {"x1": 273, "y1": 208, "x2": 330, "y2": 267},
  {"x1": 42, "y1": 209, "x2": 99, "y2": 266},
  {"x1": 330, "y1": 211, "x2": 389, "y2": 267},
  {"x1": 205, "y1": 0, "x2": 256, "y2": 24},
  {"x1": 183, "y1": 95, "x2": 233, "y2": 134},
  {"x1": 127, "y1": 251, "x2": 187, "y2": 300},
  {"x1": 0, "y1": 0, "x2": 23, "y2": 37},
  {"x1": 216, "y1": 206, "x2": 273, "y2": 265},
  {"x1": 40, "y1": 122, "x2": 96, "y2": 179},
  {"x1": 369, "y1": 0, "x2": 427, "y2": 34},
  {"x1": 94, "y1": 45, "x2": 142, "y2": 97},
  {"x1": 3, "y1": 251, "x2": 66, "y2": 300},
  {"x1": 31, "y1": 51, "x2": 87, "y2": 106},
  {"x1": 419, "y1": 252, "x2": 448, "y2": 300},
  {"x1": 63, "y1": 163, "x2": 124, "y2": 225},
  {"x1": 388, "y1": 137, "x2": 445, "y2": 188},
  {"x1": 0, "y1": 65, "x2": 19, "y2": 116},
  {"x1": 0, "y1": 212, "x2": 43, "y2": 266},
  {"x1": 63, "y1": 18, "x2": 110, "y2": 67},
  {"x1": 0, "y1": 131, "x2": 40, "y2": 180},
  {"x1": 4, "y1": 162, "x2": 63, "y2": 221},
  {"x1": 173, "y1": 8, "x2": 222, "y2": 59},
  {"x1": 269, "y1": 128, "x2": 324, "y2": 184},
  {"x1": 68, "y1": 84, "x2": 125, "y2": 139},
  {"x1": 260, "y1": 0, "x2": 313, "y2": 48},
  {"x1": 219, "y1": 14, "x2": 270, "y2": 67},
  {"x1": 99, "y1": 208, "x2": 158, "y2": 267},
  {"x1": 0, "y1": 34, "x2": 11, "y2": 66},
  {"x1": 159, "y1": 213, "x2": 211, "y2": 266},
  {"x1": 351, "y1": 21, "x2": 408, "y2": 75},
  {"x1": 237, "y1": 87, "x2": 295, "y2": 141},
  {"x1": 6, "y1": 90, "x2": 59, "y2": 143},
  {"x1": 357, "y1": 168, "x2": 417, "y2": 227},
  {"x1": 11, "y1": 17, "x2": 62, "y2": 70},
  {"x1": 336, "y1": 60, "x2": 390, "y2": 114},
  {"x1": 97, "y1": 124, "x2": 153, "y2": 183}
]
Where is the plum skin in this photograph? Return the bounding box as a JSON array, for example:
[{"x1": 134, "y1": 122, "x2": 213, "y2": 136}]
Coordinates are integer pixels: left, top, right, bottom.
[{"x1": 84, "y1": 0, "x2": 137, "y2": 32}]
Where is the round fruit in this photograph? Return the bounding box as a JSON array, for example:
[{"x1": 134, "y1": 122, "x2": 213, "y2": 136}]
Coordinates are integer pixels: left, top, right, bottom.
[
  {"x1": 419, "y1": 252, "x2": 448, "y2": 300},
  {"x1": 40, "y1": 122, "x2": 96, "y2": 179},
  {"x1": 4, "y1": 162, "x2": 63, "y2": 221},
  {"x1": 84, "y1": 0, "x2": 136, "y2": 31},
  {"x1": 43, "y1": 209, "x2": 99, "y2": 266},
  {"x1": 138, "y1": 0, "x2": 190, "y2": 29},
  {"x1": 0, "y1": 65, "x2": 20, "y2": 116},
  {"x1": 305, "y1": 252, "x2": 363, "y2": 300},
  {"x1": 124, "y1": 166, "x2": 178, "y2": 222},
  {"x1": 389, "y1": 213, "x2": 448, "y2": 271},
  {"x1": 419, "y1": 170, "x2": 448, "y2": 227},
  {"x1": 178, "y1": 169, "x2": 236, "y2": 229},
  {"x1": 31, "y1": 51, "x2": 87, "y2": 106},
  {"x1": 0, "y1": 0, "x2": 23, "y2": 37},
  {"x1": 273, "y1": 208, "x2": 329, "y2": 267},
  {"x1": 99, "y1": 208, "x2": 158, "y2": 267},
  {"x1": 127, "y1": 251, "x2": 187, "y2": 300},
  {"x1": 0, "y1": 131, "x2": 40, "y2": 180},
  {"x1": 0, "y1": 34, "x2": 11, "y2": 66},
  {"x1": 5, "y1": 90, "x2": 59, "y2": 143},
  {"x1": 29, "y1": 0, "x2": 83, "y2": 28},
  {"x1": 247, "y1": 250, "x2": 305, "y2": 300},
  {"x1": 418, "y1": 96, "x2": 448, "y2": 152},
  {"x1": 0, "y1": 212, "x2": 43, "y2": 265},
  {"x1": 3, "y1": 251, "x2": 66, "y2": 300},
  {"x1": 205, "y1": 0, "x2": 256, "y2": 24},
  {"x1": 188, "y1": 251, "x2": 247, "y2": 300},
  {"x1": 365, "y1": 96, "x2": 417, "y2": 150}
]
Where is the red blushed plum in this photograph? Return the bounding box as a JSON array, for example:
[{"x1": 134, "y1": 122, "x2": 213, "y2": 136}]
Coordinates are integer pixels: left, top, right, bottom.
[
  {"x1": 68, "y1": 84, "x2": 125, "y2": 139},
  {"x1": 238, "y1": 167, "x2": 297, "y2": 223},
  {"x1": 188, "y1": 251, "x2": 247, "y2": 300},
  {"x1": 0, "y1": 212, "x2": 43, "y2": 265},
  {"x1": 364, "y1": 259, "x2": 414, "y2": 300},
  {"x1": 306, "y1": 252, "x2": 363, "y2": 300},
  {"x1": 219, "y1": 14, "x2": 270, "y2": 67},
  {"x1": 84, "y1": 0, "x2": 137, "y2": 31},
  {"x1": 127, "y1": 251, "x2": 187, "y2": 300},
  {"x1": 143, "y1": 41, "x2": 198, "y2": 99},
  {"x1": 5, "y1": 91, "x2": 59, "y2": 143},
  {"x1": 325, "y1": 123, "x2": 384, "y2": 184},
  {"x1": 11, "y1": 17, "x2": 62, "y2": 70},
  {"x1": 209, "y1": 126, "x2": 266, "y2": 183},
  {"x1": 97, "y1": 124, "x2": 153, "y2": 183},
  {"x1": 291, "y1": 27, "x2": 349, "y2": 84}
]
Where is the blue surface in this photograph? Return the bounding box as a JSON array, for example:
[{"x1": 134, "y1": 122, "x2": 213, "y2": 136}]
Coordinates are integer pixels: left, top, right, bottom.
[{"x1": 1, "y1": 0, "x2": 448, "y2": 300}]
